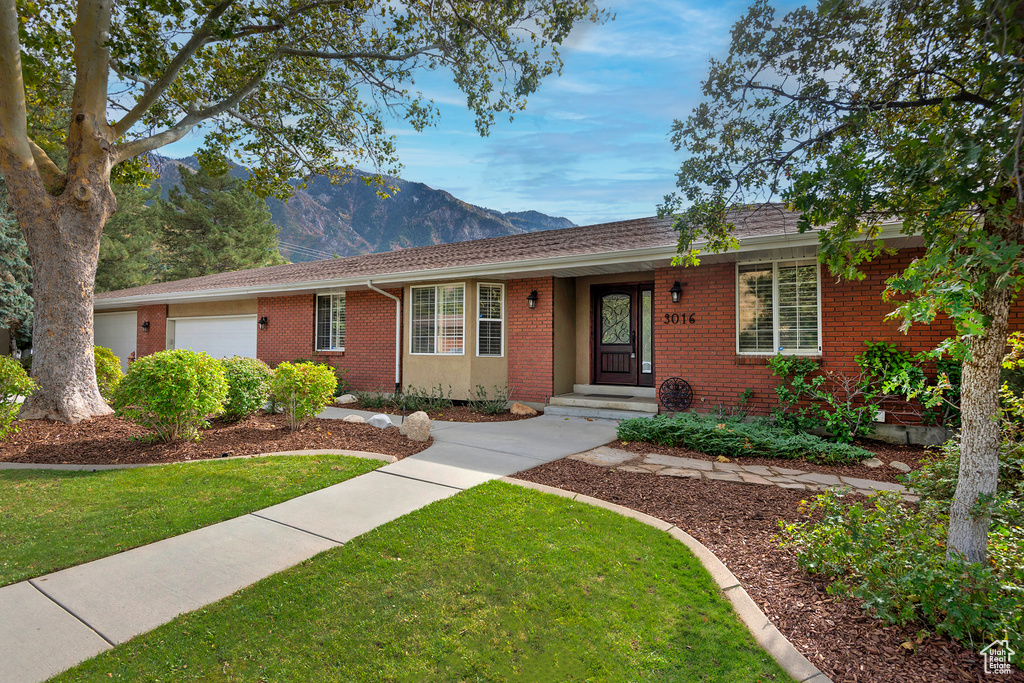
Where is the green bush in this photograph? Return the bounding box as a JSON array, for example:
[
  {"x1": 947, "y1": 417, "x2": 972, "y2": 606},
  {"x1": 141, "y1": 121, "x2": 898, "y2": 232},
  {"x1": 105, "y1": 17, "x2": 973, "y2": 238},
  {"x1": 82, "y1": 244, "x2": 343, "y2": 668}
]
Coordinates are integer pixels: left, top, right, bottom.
[
  {"x1": 617, "y1": 412, "x2": 872, "y2": 464},
  {"x1": 221, "y1": 357, "x2": 273, "y2": 421},
  {"x1": 352, "y1": 388, "x2": 393, "y2": 411},
  {"x1": 782, "y1": 490, "x2": 1022, "y2": 656},
  {"x1": 468, "y1": 383, "x2": 513, "y2": 414},
  {"x1": 93, "y1": 346, "x2": 123, "y2": 401},
  {"x1": 111, "y1": 349, "x2": 228, "y2": 442},
  {"x1": 395, "y1": 384, "x2": 453, "y2": 413},
  {"x1": 289, "y1": 357, "x2": 350, "y2": 397},
  {"x1": 270, "y1": 361, "x2": 337, "y2": 431},
  {"x1": 0, "y1": 355, "x2": 35, "y2": 439}
]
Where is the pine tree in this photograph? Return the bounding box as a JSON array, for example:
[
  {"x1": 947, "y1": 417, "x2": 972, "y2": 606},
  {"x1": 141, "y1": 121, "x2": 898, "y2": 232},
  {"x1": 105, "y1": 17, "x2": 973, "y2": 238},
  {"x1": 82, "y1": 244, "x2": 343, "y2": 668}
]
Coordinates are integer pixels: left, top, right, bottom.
[
  {"x1": 96, "y1": 183, "x2": 161, "y2": 293},
  {"x1": 0, "y1": 191, "x2": 32, "y2": 355},
  {"x1": 156, "y1": 168, "x2": 286, "y2": 282}
]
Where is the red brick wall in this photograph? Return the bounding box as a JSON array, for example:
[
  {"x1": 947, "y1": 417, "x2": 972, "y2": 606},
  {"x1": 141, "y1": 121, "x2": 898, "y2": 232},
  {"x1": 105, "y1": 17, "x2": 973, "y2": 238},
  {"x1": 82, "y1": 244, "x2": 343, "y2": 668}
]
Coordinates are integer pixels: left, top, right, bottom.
[
  {"x1": 136, "y1": 304, "x2": 167, "y2": 357},
  {"x1": 653, "y1": 248, "x2": 1024, "y2": 415},
  {"x1": 508, "y1": 277, "x2": 554, "y2": 403},
  {"x1": 256, "y1": 289, "x2": 401, "y2": 391}
]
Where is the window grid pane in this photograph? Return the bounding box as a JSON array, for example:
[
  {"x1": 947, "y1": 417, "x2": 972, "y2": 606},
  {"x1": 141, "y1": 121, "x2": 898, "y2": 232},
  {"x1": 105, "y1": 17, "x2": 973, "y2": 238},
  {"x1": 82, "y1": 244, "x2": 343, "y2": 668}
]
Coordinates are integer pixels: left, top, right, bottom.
[
  {"x1": 477, "y1": 284, "x2": 503, "y2": 356},
  {"x1": 411, "y1": 287, "x2": 436, "y2": 354},
  {"x1": 437, "y1": 285, "x2": 464, "y2": 354},
  {"x1": 777, "y1": 264, "x2": 818, "y2": 352},
  {"x1": 737, "y1": 265, "x2": 774, "y2": 353},
  {"x1": 316, "y1": 294, "x2": 345, "y2": 351}
]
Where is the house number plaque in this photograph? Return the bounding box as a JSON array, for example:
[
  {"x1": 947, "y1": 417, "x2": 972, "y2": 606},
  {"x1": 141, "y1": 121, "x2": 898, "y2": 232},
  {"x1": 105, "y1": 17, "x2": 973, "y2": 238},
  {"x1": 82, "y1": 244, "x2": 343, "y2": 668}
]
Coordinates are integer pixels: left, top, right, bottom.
[{"x1": 662, "y1": 313, "x2": 696, "y2": 325}]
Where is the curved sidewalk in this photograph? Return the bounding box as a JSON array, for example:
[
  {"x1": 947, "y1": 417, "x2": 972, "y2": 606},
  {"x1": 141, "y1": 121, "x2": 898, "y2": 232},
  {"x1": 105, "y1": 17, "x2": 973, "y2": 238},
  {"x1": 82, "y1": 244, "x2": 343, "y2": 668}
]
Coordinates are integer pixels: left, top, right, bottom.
[{"x1": 0, "y1": 414, "x2": 618, "y2": 683}]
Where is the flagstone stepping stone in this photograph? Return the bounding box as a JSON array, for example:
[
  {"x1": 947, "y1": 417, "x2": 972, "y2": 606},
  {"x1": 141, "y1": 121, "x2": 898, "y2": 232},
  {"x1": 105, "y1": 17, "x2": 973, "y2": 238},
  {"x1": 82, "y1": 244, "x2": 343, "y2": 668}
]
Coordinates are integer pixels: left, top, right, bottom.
[
  {"x1": 616, "y1": 465, "x2": 652, "y2": 474},
  {"x1": 656, "y1": 468, "x2": 702, "y2": 479},
  {"x1": 839, "y1": 476, "x2": 906, "y2": 492},
  {"x1": 792, "y1": 472, "x2": 843, "y2": 486},
  {"x1": 705, "y1": 471, "x2": 742, "y2": 483},
  {"x1": 570, "y1": 447, "x2": 636, "y2": 467},
  {"x1": 644, "y1": 454, "x2": 710, "y2": 469}
]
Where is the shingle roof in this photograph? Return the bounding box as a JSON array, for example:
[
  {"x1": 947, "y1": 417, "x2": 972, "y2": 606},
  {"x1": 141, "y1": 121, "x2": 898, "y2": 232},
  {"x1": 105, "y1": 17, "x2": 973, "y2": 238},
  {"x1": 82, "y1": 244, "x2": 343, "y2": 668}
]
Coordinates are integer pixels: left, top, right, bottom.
[{"x1": 97, "y1": 204, "x2": 804, "y2": 300}]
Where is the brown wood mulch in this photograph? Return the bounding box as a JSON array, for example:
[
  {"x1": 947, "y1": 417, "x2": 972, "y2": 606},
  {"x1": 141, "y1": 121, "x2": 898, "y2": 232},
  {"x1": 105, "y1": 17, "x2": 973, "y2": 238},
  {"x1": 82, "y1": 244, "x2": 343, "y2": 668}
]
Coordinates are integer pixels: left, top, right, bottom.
[
  {"x1": 513, "y1": 458, "x2": 1023, "y2": 683},
  {"x1": 612, "y1": 438, "x2": 933, "y2": 484},
  {"x1": 0, "y1": 413, "x2": 431, "y2": 466},
  {"x1": 347, "y1": 402, "x2": 541, "y2": 423}
]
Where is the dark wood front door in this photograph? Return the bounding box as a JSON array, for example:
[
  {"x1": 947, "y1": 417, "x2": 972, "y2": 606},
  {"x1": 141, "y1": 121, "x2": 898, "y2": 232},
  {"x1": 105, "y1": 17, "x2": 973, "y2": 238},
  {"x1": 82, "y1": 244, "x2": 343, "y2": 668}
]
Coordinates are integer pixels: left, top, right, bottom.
[{"x1": 593, "y1": 283, "x2": 654, "y2": 386}]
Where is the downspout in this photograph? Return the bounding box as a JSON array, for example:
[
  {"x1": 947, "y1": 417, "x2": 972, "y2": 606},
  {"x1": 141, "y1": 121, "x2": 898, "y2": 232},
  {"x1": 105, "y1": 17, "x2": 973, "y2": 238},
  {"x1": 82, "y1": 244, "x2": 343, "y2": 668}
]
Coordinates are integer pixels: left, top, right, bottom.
[{"x1": 366, "y1": 281, "x2": 402, "y2": 395}]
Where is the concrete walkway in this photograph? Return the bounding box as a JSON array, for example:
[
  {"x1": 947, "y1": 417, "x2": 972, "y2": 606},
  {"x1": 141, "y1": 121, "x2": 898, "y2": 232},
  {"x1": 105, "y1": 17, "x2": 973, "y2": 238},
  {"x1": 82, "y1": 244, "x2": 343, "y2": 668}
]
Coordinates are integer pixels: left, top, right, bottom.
[{"x1": 0, "y1": 413, "x2": 617, "y2": 683}]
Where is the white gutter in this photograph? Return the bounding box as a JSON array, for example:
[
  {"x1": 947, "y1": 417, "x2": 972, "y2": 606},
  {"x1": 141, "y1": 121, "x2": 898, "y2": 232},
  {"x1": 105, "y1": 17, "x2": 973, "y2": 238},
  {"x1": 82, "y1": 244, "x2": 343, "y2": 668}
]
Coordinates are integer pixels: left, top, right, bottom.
[{"x1": 366, "y1": 280, "x2": 402, "y2": 392}]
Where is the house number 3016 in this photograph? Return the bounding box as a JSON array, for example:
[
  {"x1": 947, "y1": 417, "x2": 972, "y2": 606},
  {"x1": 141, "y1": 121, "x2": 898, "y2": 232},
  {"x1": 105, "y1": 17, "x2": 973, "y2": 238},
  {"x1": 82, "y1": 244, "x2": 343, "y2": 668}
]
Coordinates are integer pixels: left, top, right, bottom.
[{"x1": 663, "y1": 313, "x2": 696, "y2": 325}]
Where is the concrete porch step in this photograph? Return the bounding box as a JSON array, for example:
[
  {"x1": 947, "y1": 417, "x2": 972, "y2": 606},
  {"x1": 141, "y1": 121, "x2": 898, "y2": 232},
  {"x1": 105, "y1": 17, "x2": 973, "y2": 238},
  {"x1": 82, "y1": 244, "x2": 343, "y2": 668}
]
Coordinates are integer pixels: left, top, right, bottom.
[
  {"x1": 543, "y1": 404, "x2": 657, "y2": 421},
  {"x1": 549, "y1": 392, "x2": 660, "y2": 414},
  {"x1": 573, "y1": 384, "x2": 657, "y2": 398}
]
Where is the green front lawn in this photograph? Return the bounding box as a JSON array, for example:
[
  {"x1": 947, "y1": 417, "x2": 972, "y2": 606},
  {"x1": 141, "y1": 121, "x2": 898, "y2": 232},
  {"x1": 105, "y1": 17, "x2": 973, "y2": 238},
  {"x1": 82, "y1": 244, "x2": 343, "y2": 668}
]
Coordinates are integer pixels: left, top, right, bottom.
[
  {"x1": 0, "y1": 454, "x2": 382, "y2": 586},
  {"x1": 55, "y1": 481, "x2": 792, "y2": 682}
]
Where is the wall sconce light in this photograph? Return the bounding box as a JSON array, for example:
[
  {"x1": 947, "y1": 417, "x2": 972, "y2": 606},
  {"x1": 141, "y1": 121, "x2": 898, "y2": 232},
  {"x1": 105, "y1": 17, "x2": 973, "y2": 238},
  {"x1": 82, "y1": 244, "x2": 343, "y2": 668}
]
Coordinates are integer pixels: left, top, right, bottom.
[
  {"x1": 526, "y1": 290, "x2": 538, "y2": 309},
  {"x1": 670, "y1": 281, "x2": 685, "y2": 303},
  {"x1": 140, "y1": 320, "x2": 150, "y2": 332},
  {"x1": 258, "y1": 316, "x2": 268, "y2": 330}
]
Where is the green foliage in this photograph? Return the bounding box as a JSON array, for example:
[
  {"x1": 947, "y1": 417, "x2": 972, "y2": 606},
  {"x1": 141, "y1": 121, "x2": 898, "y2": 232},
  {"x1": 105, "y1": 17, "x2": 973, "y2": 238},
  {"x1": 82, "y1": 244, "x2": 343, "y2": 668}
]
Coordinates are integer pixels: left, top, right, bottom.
[
  {"x1": 111, "y1": 350, "x2": 228, "y2": 442},
  {"x1": 351, "y1": 389, "x2": 393, "y2": 411},
  {"x1": 96, "y1": 183, "x2": 161, "y2": 293},
  {"x1": 156, "y1": 167, "x2": 286, "y2": 281},
  {"x1": 0, "y1": 355, "x2": 35, "y2": 440},
  {"x1": 782, "y1": 491, "x2": 1022, "y2": 656},
  {"x1": 289, "y1": 357, "x2": 349, "y2": 397},
  {"x1": 92, "y1": 346, "x2": 123, "y2": 402},
  {"x1": 270, "y1": 362, "x2": 337, "y2": 431},
  {"x1": 220, "y1": 356, "x2": 273, "y2": 421},
  {"x1": 617, "y1": 412, "x2": 872, "y2": 464},
  {"x1": 394, "y1": 384, "x2": 454, "y2": 413},
  {"x1": 0, "y1": 190, "x2": 32, "y2": 349},
  {"x1": 468, "y1": 383, "x2": 514, "y2": 415}
]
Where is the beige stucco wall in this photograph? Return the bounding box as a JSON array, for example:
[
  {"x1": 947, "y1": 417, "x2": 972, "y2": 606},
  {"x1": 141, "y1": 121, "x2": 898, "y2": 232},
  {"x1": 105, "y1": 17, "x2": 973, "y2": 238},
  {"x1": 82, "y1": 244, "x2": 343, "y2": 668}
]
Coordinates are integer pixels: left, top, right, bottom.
[
  {"x1": 402, "y1": 279, "x2": 509, "y2": 400},
  {"x1": 552, "y1": 277, "x2": 576, "y2": 395},
  {"x1": 574, "y1": 271, "x2": 656, "y2": 385},
  {"x1": 167, "y1": 300, "x2": 258, "y2": 318}
]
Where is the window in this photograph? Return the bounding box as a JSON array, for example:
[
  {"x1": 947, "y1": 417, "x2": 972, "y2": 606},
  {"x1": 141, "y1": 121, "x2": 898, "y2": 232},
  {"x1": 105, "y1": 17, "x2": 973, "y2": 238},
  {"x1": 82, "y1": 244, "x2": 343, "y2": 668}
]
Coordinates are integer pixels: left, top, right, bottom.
[
  {"x1": 316, "y1": 293, "x2": 345, "y2": 351},
  {"x1": 477, "y1": 283, "x2": 504, "y2": 356},
  {"x1": 736, "y1": 260, "x2": 820, "y2": 354},
  {"x1": 411, "y1": 284, "x2": 465, "y2": 354}
]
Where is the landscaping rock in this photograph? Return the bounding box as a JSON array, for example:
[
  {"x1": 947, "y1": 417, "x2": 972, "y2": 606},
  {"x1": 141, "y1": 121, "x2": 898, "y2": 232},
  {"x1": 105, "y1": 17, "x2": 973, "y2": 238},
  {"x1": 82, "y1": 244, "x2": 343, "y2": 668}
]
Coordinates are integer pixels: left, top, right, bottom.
[
  {"x1": 341, "y1": 415, "x2": 365, "y2": 424},
  {"x1": 366, "y1": 414, "x2": 395, "y2": 429},
  {"x1": 861, "y1": 457, "x2": 884, "y2": 469},
  {"x1": 571, "y1": 447, "x2": 635, "y2": 467},
  {"x1": 889, "y1": 460, "x2": 912, "y2": 473},
  {"x1": 399, "y1": 411, "x2": 431, "y2": 442},
  {"x1": 510, "y1": 402, "x2": 537, "y2": 416},
  {"x1": 334, "y1": 394, "x2": 358, "y2": 405}
]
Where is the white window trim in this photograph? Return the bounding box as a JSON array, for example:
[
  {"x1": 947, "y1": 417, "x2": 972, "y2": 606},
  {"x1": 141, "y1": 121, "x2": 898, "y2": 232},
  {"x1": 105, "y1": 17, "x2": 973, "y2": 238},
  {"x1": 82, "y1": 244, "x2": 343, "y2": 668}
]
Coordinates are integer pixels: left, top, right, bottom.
[
  {"x1": 315, "y1": 292, "x2": 346, "y2": 352},
  {"x1": 410, "y1": 282, "x2": 466, "y2": 356},
  {"x1": 735, "y1": 259, "x2": 822, "y2": 356},
  {"x1": 476, "y1": 282, "x2": 505, "y2": 358}
]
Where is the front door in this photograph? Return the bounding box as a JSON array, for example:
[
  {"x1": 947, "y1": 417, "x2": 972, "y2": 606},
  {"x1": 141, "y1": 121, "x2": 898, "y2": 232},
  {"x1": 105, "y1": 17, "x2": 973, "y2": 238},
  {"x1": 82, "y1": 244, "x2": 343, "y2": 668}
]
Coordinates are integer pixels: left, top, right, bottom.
[{"x1": 593, "y1": 284, "x2": 654, "y2": 386}]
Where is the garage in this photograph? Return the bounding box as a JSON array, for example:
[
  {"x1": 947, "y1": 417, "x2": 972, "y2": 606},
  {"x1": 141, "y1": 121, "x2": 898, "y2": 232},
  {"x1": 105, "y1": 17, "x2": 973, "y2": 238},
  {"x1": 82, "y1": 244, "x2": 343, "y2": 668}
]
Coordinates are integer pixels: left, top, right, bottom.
[
  {"x1": 94, "y1": 311, "x2": 138, "y2": 370},
  {"x1": 169, "y1": 315, "x2": 258, "y2": 359}
]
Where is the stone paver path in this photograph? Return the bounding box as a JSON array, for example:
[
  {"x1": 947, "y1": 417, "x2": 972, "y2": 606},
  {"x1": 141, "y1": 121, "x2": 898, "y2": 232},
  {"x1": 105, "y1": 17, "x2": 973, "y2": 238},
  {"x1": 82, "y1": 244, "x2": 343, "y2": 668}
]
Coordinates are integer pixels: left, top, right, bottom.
[{"x1": 571, "y1": 446, "x2": 917, "y2": 500}]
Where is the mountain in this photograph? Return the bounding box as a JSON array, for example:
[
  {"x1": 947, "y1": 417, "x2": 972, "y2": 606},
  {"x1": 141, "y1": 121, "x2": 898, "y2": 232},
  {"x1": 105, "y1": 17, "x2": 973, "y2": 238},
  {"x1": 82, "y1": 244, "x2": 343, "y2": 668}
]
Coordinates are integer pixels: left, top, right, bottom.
[{"x1": 147, "y1": 156, "x2": 576, "y2": 262}]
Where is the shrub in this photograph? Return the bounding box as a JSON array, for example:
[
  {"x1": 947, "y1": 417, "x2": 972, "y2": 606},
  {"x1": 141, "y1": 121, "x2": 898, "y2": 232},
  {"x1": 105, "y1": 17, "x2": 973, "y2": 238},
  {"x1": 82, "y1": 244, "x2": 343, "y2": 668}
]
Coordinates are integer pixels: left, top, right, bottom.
[
  {"x1": 352, "y1": 388, "x2": 393, "y2": 411},
  {"x1": 221, "y1": 356, "x2": 273, "y2": 420},
  {"x1": 111, "y1": 349, "x2": 228, "y2": 442},
  {"x1": 0, "y1": 355, "x2": 35, "y2": 439},
  {"x1": 289, "y1": 357, "x2": 350, "y2": 397},
  {"x1": 270, "y1": 361, "x2": 337, "y2": 430},
  {"x1": 468, "y1": 383, "x2": 514, "y2": 414},
  {"x1": 781, "y1": 490, "x2": 1022, "y2": 656},
  {"x1": 617, "y1": 412, "x2": 872, "y2": 464},
  {"x1": 93, "y1": 346, "x2": 123, "y2": 401},
  {"x1": 395, "y1": 384, "x2": 453, "y2": 413}
]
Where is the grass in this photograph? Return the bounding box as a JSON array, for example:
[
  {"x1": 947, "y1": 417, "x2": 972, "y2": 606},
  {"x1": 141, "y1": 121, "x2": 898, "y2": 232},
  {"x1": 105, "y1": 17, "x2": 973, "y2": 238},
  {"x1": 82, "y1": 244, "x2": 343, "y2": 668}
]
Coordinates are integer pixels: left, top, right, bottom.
[
  {"x1": 0, "y1": 454, "x2": 382, "y2": 586},
  {"x1": 54, "y1": 481, "x2": 793, "y2": 683}
]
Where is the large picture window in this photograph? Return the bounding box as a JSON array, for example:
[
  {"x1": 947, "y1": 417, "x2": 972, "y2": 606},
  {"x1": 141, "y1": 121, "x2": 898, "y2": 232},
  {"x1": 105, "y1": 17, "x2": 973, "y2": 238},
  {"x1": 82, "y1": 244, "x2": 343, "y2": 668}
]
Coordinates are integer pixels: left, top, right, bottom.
[
  {"x1": 477, "y1": 283, "x2": 504, "y2": 357},
  {"x1": 411, "y1": 284, "x2": 465, "y2": 355},
  {"x1": 316, "y1": 293, "x2": 345, "y2": 351},
  {"x1": 736, "y1": 260, "x2": 820, "y2": 354}
]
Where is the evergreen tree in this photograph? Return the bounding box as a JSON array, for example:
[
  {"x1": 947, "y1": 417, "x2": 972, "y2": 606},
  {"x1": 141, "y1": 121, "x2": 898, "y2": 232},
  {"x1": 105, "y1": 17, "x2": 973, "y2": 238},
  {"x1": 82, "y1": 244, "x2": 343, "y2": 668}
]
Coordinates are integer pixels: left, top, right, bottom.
[
  {"x1": 156, "y1": 168, "x2": 286, "y2": 282},
  {"x1": 0, "y1": 191, "x2": 32, "y2": 354},
  {"x1": 96, "y1": 183, "x2": 161, "y2": 293}
]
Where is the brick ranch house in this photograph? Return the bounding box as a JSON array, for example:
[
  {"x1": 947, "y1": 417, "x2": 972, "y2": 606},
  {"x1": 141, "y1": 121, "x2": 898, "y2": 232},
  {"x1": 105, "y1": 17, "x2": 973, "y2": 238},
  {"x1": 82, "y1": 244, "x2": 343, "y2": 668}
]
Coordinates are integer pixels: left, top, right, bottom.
[{"x1": 93, "y1": 205, "x2": 1019, "y2": 434}]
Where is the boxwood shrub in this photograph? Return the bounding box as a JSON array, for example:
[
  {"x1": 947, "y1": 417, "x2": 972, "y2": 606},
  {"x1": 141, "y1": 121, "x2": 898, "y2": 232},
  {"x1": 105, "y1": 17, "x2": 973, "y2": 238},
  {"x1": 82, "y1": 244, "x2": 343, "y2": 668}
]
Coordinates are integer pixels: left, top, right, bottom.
[
  {"x1": 270, "y1": 361, "x2": 337, "y2": 431},
  {"x1": 617, "y1": 412, "x2": 872, "y2": 464},
  {"x1": 93, "y1": 345, "x2": 123, "y2": 401},
  {"x1": 111, "y1": 349, "x2": 228, "y2": 442},
  {"x1": 0, "y1": 355, "x2": 35, "y2": 440},
  {"x1": 221, "y1": 356, "x2": 273, "y2": 420}
]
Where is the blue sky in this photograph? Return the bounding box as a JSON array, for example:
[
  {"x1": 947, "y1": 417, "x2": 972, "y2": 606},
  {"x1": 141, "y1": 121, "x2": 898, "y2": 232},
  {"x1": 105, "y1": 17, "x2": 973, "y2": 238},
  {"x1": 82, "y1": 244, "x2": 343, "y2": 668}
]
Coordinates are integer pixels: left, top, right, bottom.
[{"x1": 165, "y1": 1, "x2": 767, "y2": 227}]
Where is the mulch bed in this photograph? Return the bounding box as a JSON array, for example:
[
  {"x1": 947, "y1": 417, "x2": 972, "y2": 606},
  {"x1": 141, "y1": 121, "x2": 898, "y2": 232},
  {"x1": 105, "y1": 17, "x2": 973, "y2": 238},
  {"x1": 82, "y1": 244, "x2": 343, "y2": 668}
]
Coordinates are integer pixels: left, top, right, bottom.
[
  {"x1": 514, "y1": 459, "x2": 1022, "y2": 683},
  {"x1": 0, "y1": 413, "x2": 431, "y2": 466},
  {"x1": 347, "y1": 402, "x2": 541, "y2": 423},
  {"x1": 611, "y1": 438, "x2": 933, "y2": 484}
]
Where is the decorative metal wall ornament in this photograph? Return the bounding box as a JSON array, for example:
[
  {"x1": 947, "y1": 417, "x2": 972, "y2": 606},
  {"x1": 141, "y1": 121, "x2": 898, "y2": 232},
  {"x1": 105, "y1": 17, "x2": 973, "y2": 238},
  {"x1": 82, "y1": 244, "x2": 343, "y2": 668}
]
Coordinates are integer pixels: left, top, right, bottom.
[{"x1": 658, "y1": 377, "x2": 693, "y2": 411}]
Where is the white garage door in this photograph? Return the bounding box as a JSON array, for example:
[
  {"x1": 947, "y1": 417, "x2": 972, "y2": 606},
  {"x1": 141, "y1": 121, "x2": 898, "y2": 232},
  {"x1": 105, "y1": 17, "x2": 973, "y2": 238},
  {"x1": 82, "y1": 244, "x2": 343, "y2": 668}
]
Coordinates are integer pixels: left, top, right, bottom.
[
  {"x1": 94, "y1": 311, "x2": 137, "y2": 370},
  {"x1": 171, "y1": 315, "x2": 257, "y2": 359}
]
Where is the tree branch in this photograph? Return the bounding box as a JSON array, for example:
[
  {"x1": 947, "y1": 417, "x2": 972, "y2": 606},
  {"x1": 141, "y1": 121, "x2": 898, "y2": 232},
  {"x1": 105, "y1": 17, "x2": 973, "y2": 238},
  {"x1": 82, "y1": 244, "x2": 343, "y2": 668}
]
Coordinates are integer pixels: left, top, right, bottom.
[
  {"x1": 112, "y1": 0, "x2": 236, "y2": 137},
  {"x1": 279, "y1": 43, "x2": 442, "y2": 62},
  {"x1": 743, "y1": 80, "x2": 997, "y2": 113},
  {"x1": 27, "y1": 138, "x2": 65, "y2": 189},
  {"x1": 0, "y1": 0, "x2": 47, "y2": 193}
]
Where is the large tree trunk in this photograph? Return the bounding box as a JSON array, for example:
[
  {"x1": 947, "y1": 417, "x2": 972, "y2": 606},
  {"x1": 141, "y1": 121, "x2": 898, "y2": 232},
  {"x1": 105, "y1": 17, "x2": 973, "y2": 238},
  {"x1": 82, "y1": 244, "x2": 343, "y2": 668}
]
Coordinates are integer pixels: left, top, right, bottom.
[{"x1": 946, "y1": 287, "x2": 1011, "y2": 563}]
